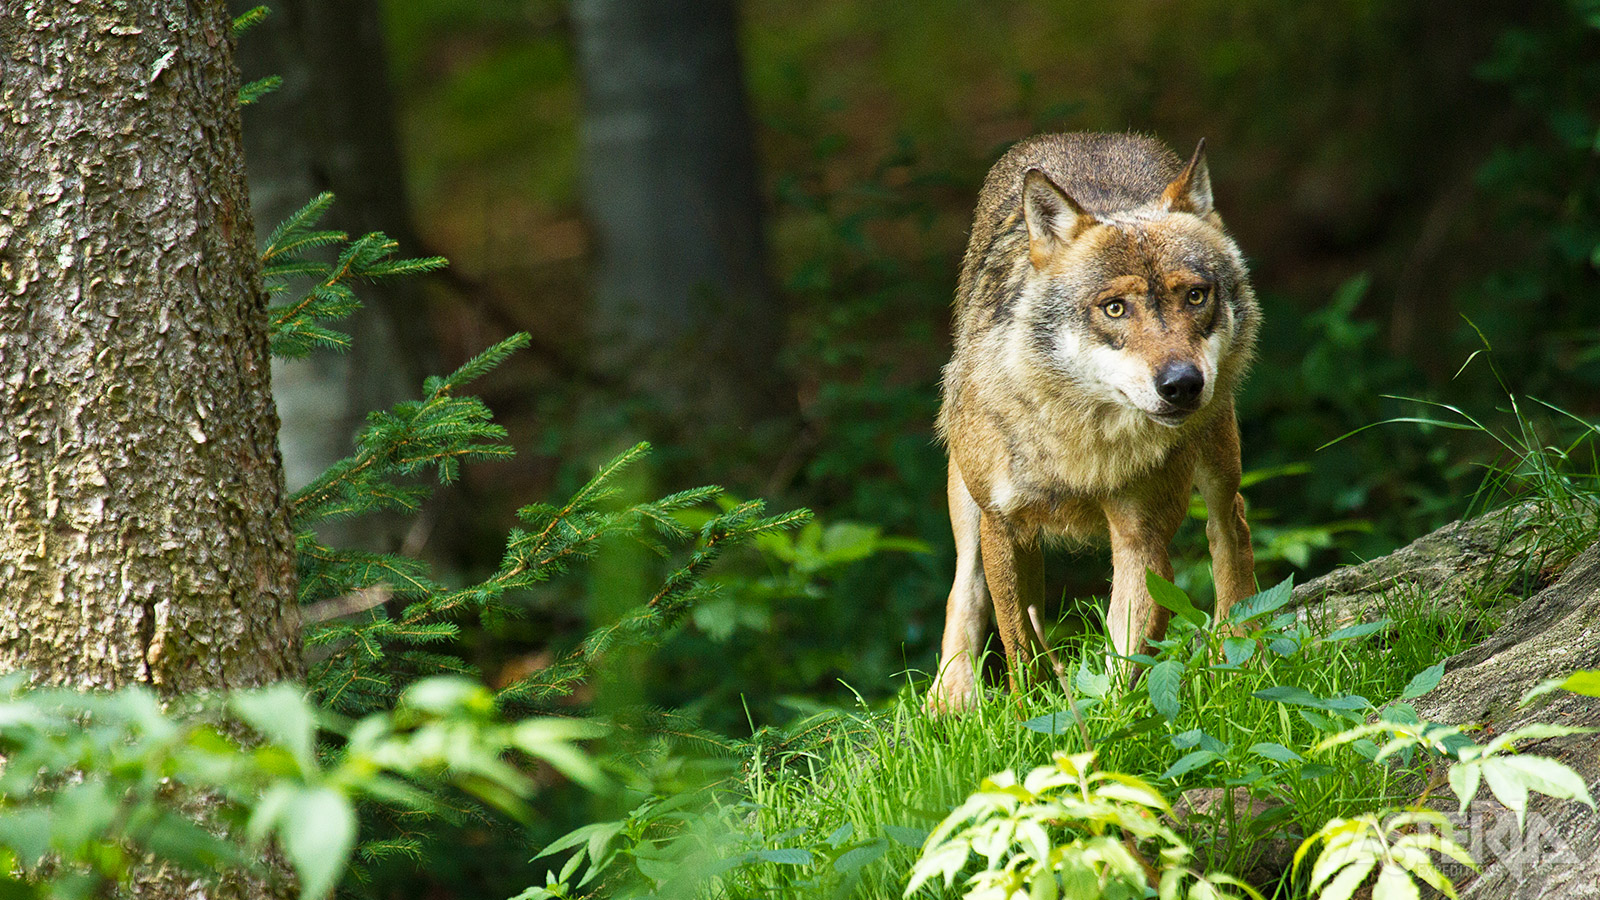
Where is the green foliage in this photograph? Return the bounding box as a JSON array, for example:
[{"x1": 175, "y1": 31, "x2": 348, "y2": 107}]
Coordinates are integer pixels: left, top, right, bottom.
[
  {"x1": 906, "y1": 750, "x2": 1263, "y2": 900},
  {"x1": 1294, "y1": 809, "x2": 1474, "y2": 900},
  {"x1": 264, "y1": 193, "x2": 447, "y2": 361},
  {"x1": 257, "y1": 194, "x2": 825, "y2": 895},
  {"x1": 260, "y1": 194, "x2": 810, "y2": 724},
  {"x1": 523, "y1": 574, "x2": 1498, "y2": 898},
  {"x1": 1292, "y1": 671, "x2": 1600, "y2": 899},
  {"x1": 656, "y1": 505, "x2": 930, "y2": 730},
  {"x1": 231, "y1": 6, "x2": 279, "y2": 105},
  {"x1": 0, "y1": 674, "x2": 598, "y2": 900},
  {"x1": 1315, "y1": 703, "x2": 1596, "y2": 828}
]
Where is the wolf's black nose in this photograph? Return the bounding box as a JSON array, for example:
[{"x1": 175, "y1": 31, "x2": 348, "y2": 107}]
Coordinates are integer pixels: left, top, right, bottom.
[{"x1": 1155, "y1": 362, "x2": 1204, "y2": 407}]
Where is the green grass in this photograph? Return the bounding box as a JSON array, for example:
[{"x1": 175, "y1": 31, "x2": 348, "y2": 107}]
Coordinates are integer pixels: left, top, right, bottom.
[{"x1": 544, "y1": 574, "x2": 1511, "y2": 900}]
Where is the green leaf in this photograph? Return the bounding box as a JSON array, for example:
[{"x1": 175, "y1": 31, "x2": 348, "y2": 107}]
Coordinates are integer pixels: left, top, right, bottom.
[
  {"x1": 1522, "y1": 669, "x2": 1600, "y2": 704},
  {"x1": 1228, "y1": 577, "x2": 1294, "y2": 625},
  {"x1": 1249, "y1": 742, "x2": 1304, "y2": 764},
  {"x1": 1321, "y1": 619, "x2": 1390, "y2": 642},
  {"x1": 1221, "y1": 637, "x2": 1256, "y2": 666},
  {"x1": 1372, "y1": 864, "x2": 1420, "y2": 900},
  {"x1": 1022, "y1": 711, "x2": 1079, "y2": 734},
  {"x1": 1076, "y1": 662, "x2": 1112, "y2": 698},
  {"x1": 1161, "y1": 750, "x2": 1220, "y2": 780},
  {"x1": 755, "y1": 848, "x2": 812, "y2": 865},
  {"x1": 231, "y1": 684, "x2": 318, "y2": 775},
  {"x1": 834, "y1": 839, "x2": 889, "y2": 874},
  {"x1": 1318, "y1": 856, "x2": 1378, "y2": 900},
  {"x1": 1148, "y1": 660, "x2": 1184, "y2": 722},
  {"x1": 142, "y1": 811, "x2": 246, "y2": 871},
  {"x1": 1268, "y1": 637, "x2": 1300, "y2": 656},
  {"x1": 1253, "y1": 685, "x2": 1369, "y2": 712},
  {"x1": 0, "y1": 808, "x2": 52, "y2": 869},
  {"x1": 1488, "y1": 754, "x2": 1596, "y2": 819},
  {"x1": 883, "y1": 825, "x2": 929, "y2": 847},
  {"x1": 280, "y1": 787, "x2": 356, "y2": 900},
  {"x1": 1400, "y1": 663, "x2": 1446, "y2": 700},
  {"x1": 1147, "y1": 571, "x2": 1206, "y2": 627}
]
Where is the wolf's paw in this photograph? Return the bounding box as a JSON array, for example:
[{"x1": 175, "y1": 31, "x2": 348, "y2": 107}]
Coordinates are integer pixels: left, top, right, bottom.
[{"x1": 925, "y1": 660, "x2": 979, "y2": 715}]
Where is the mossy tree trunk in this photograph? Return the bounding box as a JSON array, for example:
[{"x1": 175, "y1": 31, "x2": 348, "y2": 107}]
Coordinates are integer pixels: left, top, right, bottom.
[{"x1": 0, "y1": 0, "x2": 301, "y2": 705}]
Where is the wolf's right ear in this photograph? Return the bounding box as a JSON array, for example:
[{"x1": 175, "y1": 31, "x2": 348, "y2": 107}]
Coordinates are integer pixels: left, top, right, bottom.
[{"x1": 1022, "y1": 168, "x2": 1091, "y2": 268}]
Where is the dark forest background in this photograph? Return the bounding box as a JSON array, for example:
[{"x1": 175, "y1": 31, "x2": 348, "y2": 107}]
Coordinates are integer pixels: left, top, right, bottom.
[{"x1": 227, "y1": 2, "x2": 1599, "y2": 891}]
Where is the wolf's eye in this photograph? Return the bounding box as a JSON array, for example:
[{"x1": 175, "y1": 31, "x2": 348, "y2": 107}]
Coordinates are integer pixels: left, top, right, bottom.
[
  {"x1": 1186, "y1": 287, "x2": 1209, "y2": 306},
  {"x1": 1103, "y1": 300, "x2": 1126, "y2": 319}
]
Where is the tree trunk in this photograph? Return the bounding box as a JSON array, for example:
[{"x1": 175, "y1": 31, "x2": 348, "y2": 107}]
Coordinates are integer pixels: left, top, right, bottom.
[
  {"x1": 0, "y1": 2, "x2": 301, "y2": 695},
  {"x1": 230, "y1": 0, "x2": 428, "y2": 502},
  {"x1": 570, "y1": 0, "x2": 789, "y2": 439}
]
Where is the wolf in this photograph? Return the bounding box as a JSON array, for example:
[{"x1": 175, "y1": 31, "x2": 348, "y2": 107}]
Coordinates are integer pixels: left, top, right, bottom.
[{"x1": 929, "y1": 132, "x2": 1260, "y2": 710}]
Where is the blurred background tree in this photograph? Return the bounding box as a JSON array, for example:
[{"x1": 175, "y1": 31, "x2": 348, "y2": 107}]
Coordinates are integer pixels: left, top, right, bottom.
[{"x1": 230, "y1": 2, "x2": 1600, "y2": 893}]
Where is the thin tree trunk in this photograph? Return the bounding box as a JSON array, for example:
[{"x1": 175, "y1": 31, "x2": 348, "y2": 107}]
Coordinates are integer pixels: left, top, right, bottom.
[
  {"x1": 0, "y1": 1, "x2": 301, "y2": 697},
  {"x1": 570, "y1": 0, "x2": 789, "y2": 438}
]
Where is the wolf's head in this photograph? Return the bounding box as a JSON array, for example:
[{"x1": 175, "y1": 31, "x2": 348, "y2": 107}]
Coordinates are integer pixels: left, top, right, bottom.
[{"x1": 1018, "y1": 141, "x2": 1257, "y2": 427}]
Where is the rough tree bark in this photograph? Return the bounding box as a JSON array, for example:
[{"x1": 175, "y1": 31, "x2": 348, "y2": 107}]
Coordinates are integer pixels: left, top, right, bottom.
[
  {"x1": 229, "y1": 0, "x2": 429, "y2": 498},
  {"x1": 570, "y1": 0, "x2": 789, "y2": 438},
  {"x1": 0, "y1": 4, "x2": 300, "y2": 694}
]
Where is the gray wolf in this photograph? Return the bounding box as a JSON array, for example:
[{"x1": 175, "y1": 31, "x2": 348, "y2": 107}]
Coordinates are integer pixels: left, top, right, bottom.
[{"x1": 929, "y1": 132, "x2": 1260, "y2": 709}]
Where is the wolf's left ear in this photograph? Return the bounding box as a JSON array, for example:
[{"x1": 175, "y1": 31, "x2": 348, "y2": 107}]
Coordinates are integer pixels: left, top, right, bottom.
[
  {"x1": 1163, "y1": 139, "x2": 1214, "y2": 216},
  {"x1": 1022, "y1": 168, "x2": 1091, "y2": 267}
]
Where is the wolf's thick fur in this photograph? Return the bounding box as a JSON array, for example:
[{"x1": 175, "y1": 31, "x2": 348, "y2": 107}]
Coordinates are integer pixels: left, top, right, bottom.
[{"x1": 930, "y1": 132, "x2": 1260, "y2": 709}]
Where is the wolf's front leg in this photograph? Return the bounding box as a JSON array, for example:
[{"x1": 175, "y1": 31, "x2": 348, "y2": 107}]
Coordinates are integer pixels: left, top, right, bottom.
[
  {"x1": 1196, "y1": 405, "x2": 1256, "y2": 623},
  {"x1": 977, "y1": 511, "x2": 1045, "y2": 692},
  {"x1": 1103, "y1": 492, "x2": 1187, "y2": 658},
  {"x1": 928, "y1": 464, "x2": 992, "y2": 711}
]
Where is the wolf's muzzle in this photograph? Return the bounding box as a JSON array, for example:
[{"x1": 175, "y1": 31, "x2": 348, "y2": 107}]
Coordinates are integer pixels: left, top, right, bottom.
[{"x1": 1154, "y1": 361, "x2": 1205, "y2": 409}]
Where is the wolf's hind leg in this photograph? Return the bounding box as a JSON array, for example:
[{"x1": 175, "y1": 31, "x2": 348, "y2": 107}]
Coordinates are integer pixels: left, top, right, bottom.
[
  {"x1": 928, "y1": 462, "x2": 992, "y2": 711},
  {"x1": 1196, "y1": 404, "x2": 1256, "y2": 624}
]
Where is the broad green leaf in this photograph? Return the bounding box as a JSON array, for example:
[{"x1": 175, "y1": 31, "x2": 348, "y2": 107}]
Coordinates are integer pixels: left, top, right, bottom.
[
  {"x1": 1022, "y1": 712, "x2": 1079, "y2": 735},
  {"x1": 1228, "y1": 577, "x2": 1294, "y2": 625},
  {"x1": 1321, "y1": 619, "x2": 1390, "y2": 643},
  {"x1": 1076, "y1": 662, "x2": 1112, "y2": 699},
  {"x1": 1400, "y1": 663, "x2": 1445, "y2": 700},
  {"x1": 401, "y1": 676, "x2": 493, "y2": 716},
  {"x1": 755, "y1": 848, "x2": 812, "y2": 865},
  {"x1": 841, "y1": 839, "x2": 890, "y2": 876},
  {"x1": 1149, "y1": 660, "x2": 1184, "y2": 722},
  {"x1": 0, "y1": 809, "x2": 51, "y2": 869},
  {"x1": 1249, "y1": 742, "x2": 1303, "y2": 764},
  {"x1": 883, "y1": 825, "x2": 930, "y2": 847},
  {"x1": 1372, "y1": 864, "x2": 1420, "y2": 900},
  {"x1": 1254, "y1": 685, "x2": 1369, "y2": 712},
  {"x1": 827, "y1": 822, "x2": 854, "y2": 846},
  {"x1": 142, "y1": 811, "x2": 246, "y2": 871},
  {"x1": 1161, "y1": 750, "x2": 1220, "y2": 780},
  {"x1": 1222, "y1": 637, "x2": 1256, "y2": 666},
  {"x1": 1449, "y1": 761, "x2": 1483, "y2": 812},
  {"x1": 1492, "y1": 755, "x2": 1595, "y2": 808},
  {"x1": 1147, "y1": 571, "x2": 1206, "y2": 627},
  {"x1": 1522, "y1": 669, "x2": 1600, "y2": 704},
  {"x1": 280, "y1": 787, "x2": 356, "y2": 900},
  {"x1": 231, "y1": 684, "x2": 318, "y2": 775}
]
